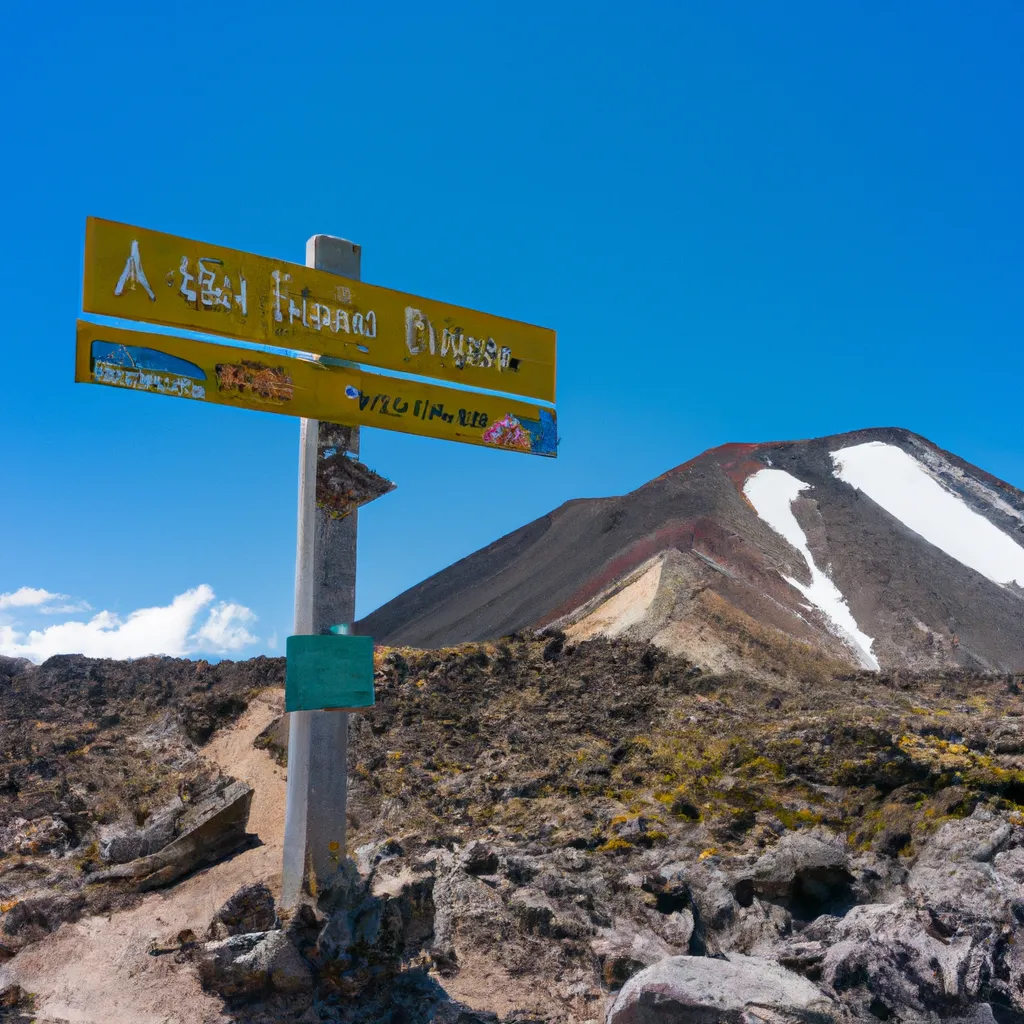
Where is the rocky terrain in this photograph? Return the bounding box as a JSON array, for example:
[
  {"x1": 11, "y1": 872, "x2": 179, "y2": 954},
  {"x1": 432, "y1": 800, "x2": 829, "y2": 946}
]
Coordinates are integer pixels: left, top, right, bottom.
[
  {"x1": 0, "y1": 652, "x2": 276, "y2": 965},
  {"x1": 3, "y1": 635, "x2": 1024, "y2": 1022},
  {"x1": 357, "y1": 427, "x2": 1024, "y2": 674}
]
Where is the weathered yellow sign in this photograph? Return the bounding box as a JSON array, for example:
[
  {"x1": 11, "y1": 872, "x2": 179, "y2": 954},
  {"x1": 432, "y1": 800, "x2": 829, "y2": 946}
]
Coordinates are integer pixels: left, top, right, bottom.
[
  {"x1": 83, "y1": 218, "x2": 556, "y2": 403},
  {"x1": 75, "y1": 322, "x2": 557, "y2": 457}
]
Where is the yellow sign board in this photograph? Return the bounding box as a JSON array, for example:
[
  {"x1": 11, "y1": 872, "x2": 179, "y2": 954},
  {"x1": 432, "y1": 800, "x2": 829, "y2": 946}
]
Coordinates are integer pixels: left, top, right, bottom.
[
  {"x1": 75, "y1": 322, "x2": 557, "y2": 457},
  {"x1": 83, "y1": 218, "x2": 556, "y2": 404}
]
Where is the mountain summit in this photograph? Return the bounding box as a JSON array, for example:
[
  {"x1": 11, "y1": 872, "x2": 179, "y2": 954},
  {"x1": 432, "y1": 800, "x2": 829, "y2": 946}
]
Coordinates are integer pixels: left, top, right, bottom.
[{"x1": 357, "y1": 427, "x2": 1024, "y2": 672}]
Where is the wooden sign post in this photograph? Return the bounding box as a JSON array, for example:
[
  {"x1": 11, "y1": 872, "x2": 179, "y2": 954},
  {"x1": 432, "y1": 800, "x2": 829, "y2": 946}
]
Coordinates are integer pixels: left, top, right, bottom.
[
  {"x1": 75, "y1": 217, "x2": 558, "y2": 909},
  {"x1": 288, "y1": 236, "x2": 363, "y2": 906}
]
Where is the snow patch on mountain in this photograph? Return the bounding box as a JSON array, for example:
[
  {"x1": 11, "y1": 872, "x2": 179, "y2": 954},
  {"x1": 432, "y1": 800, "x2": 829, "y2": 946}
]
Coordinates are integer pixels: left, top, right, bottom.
[
  {"x1": 831, "y1": 442, "x2": 1024, "y2": 588},
  {"x1": 910, "y1": 442, "x2": 1024, "y2": 526},
  {"x1": 743, "y1": 468, "x2": 879, "y2": 670}
]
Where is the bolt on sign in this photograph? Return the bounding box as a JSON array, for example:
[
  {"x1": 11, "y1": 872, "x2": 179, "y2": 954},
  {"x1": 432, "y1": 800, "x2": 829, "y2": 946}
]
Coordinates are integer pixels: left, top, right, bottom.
[{"x1": 83, "y1": 217, "x2": 556, "y2": 405}]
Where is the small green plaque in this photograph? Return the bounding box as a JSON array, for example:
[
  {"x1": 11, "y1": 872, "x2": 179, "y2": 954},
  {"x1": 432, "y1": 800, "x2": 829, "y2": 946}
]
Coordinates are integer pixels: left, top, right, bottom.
[{"x1": 285, "y1": 633, "x2": 375, "y2": 712}]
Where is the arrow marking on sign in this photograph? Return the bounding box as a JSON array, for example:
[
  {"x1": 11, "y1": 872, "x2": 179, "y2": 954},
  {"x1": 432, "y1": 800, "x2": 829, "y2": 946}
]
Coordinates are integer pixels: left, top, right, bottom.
[{"x1": 114, "y1": 240, "x2": 155, "y2": 301}]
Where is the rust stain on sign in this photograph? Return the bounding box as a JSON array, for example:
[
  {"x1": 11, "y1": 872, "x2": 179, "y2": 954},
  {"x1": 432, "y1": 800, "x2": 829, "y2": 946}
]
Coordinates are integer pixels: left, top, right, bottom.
[
  {"x1": 215, "y1": 361, "x2": 295, "y2": 404},
  {"x1": 83, "y1": 217, "x2": 556, "y2": 403}
]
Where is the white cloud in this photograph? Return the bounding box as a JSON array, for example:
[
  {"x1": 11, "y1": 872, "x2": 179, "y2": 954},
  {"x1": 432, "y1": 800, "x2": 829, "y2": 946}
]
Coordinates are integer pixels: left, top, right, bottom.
[
  {"x1": 0, "y1": 587, "x2": 68, "y2": 610},
  {"x1": 0, "y1": 585, "x2": 260, "y2": 663},
  {"x1": 194, "y1": 602, "x2": 258, "y2": 652},
  {"x1": 39, "y1": 602, "x2": 93, "y2": 615}
]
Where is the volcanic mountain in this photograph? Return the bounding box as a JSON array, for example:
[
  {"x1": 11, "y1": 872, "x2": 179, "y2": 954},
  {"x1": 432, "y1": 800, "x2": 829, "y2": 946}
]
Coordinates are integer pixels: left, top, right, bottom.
[{"x1": 356, "y1": 427, "x2": 1024, "y2": 673}]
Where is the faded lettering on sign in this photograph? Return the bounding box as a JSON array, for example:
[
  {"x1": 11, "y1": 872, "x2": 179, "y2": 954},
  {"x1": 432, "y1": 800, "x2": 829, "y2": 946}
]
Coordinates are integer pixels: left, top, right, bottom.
[
  {"x1": 176, "y1": 256, "x2": 248, "y2": 314},
  {"x1": 86, "y1": 219, "x2": 555, "y2": 402},
  {"x1": 90, "y1": 341, "x2": 207, "y2": 399},
  {"x1": 405, "y1": 307, "x2": 514, "y2": 374},
  {"x1": 343, "y1": 386, "x2": 557, "y2": 456}
]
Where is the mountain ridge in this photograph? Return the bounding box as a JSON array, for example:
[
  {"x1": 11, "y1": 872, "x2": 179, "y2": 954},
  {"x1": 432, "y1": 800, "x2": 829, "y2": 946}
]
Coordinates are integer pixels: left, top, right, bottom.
[{"x1": 356, "y1": 426, "x2": 1024, "y2": 673}]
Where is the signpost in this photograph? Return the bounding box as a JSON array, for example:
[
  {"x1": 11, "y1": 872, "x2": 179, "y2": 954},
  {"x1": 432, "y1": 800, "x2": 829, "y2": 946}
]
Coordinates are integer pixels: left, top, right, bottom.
[
  {"x1": 74, "y1": 321, "x2": 557, "y2": 456},
  {"x1": 75, "y1": 217, "x2": 558, "y2": 909},
  {"x1": 83, "y1": 217, "x2": 556, "y2": 402}
]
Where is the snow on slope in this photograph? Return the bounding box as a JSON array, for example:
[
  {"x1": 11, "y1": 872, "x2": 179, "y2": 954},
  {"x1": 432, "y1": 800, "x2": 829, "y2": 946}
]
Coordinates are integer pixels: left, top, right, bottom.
[
  {"x1": 831, "y1": 442, "x2": 1024, "y2": 588},
  {"x1": 910, "y1": 443, "x2": 1024, "y2": 527},
  {"x1": 744, "y1": 469, "x2": 879, "y2": 670}
]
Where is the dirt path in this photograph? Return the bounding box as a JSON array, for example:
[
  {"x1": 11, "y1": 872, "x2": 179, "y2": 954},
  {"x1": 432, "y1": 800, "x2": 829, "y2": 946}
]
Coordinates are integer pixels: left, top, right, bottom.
[{"x1": 0, "y1": 691, "x2": 288, "y2": 1024}]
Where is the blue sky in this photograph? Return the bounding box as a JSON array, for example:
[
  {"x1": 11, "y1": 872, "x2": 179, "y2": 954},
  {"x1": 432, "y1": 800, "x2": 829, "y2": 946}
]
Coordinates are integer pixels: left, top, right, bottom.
[{"x1": 2, "y1": 1, "x2": 1022, "y2": 661}]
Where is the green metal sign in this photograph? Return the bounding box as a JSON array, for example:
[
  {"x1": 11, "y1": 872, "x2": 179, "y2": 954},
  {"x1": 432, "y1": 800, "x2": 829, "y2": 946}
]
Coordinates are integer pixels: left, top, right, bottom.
[{"x1": 285, "y1": 631, "x2": 375, "y2": 712}]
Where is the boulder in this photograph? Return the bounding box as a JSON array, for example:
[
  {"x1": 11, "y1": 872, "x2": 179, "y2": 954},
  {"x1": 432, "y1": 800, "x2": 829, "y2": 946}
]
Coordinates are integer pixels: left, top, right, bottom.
[
  {"x1": 433, "y1": 1001, "x2": 501, "y2": 1024},
  {"x1": 508, "y1": 887, "x2": 592, "y2": 939},
  {"x1": 432, "y1": 866, "x2": 508, "y2": 966},
  {"x1": 282, "y1": 902, "x2": 322, "y2": 961},
  {"x1": 196, "y1": 929, "x2": 312, "y2": 997},
  {"x1": 657, "y1": 860, "x2": 736, "y2": 933},
  {"x1": 726, "y1": 899, "x2": 793, "y2": 956},
  {"x1": 907, "y1": 811, "x2": 1021, "y2": 924},
  {"x1": 352, "y1": 894, "x2": 405, "y2": 955},
  {"x1": 779, "y1": 900, "x2": 1013, "y2": 1019},
  {"x1": 750, "y1": 830, "x2": 853, "y2": 915},
  {"x1": 459, "y1": 840, "x2": 499, "y2": 876},
  {"x1": 591, "y1": 928, "x2": 675, "y2": 991},
  {"x1": 208, "y1": 882, "x2": 277, "y2": 939},
  {"x1": 88, "y1": 779, "x2": 254, "y2": 891},
  {"x1": 606, "y1": 953, "x2": 836, "y2": 1023},
  {"x1": 313, "y1": 908, "x2": 353, "y2": 964},
  {"x1": 99, "y1": 800, "x2": 184, "y2": 864},
  {"x1": 253, "y1": 713, "x2": 289, "y2": 765}
]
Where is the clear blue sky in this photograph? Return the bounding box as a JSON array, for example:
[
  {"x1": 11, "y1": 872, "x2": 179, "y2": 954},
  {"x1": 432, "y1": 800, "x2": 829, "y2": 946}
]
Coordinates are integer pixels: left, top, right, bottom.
[{"x1": 2, "y1": 1, "x2": 1022, "y2": 660}]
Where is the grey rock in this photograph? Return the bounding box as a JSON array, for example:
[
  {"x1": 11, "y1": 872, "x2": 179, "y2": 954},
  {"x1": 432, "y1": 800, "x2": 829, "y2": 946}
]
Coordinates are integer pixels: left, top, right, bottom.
[
  {"x1": 459, "y1": 840, "x2": 499, "y2": 876},
  {"x1": 98, "y1": 800, "x2": 184, "y2": 864},
  {"x1": 751, "y1": 830, "x2": 852, "y2": 910},
  {"x1": 433, "y1": 1001, "x2": 500, "y2": 1024},
  {"x1": 0, "y1": 816, "x2": 71, "y2": 857},
  {"x1": 949, "y1": 1006, "x2": 998, "y2": 1024},
  {"x1": 809, "y1": 901, "x2": 997, "y2": 1017},
  {"x1": 660, "y1": 909, "x2": 695, "y2": 949},
  {"x1": 265, "y1": 931, "x2": 315, "y2": 994},
  {"x1": 504, "y1": 853, "x2": 541, "y2": 885},
  {"x1": 88, "y1": 779, "x2": 254, "y2": 891},
  {"x1": 282, "y1": 902, "x2": 322, "y2": 960},
  {"x1": 316, "y1": 857, "x2": 368, "y2": 917},
  {"x1": 252, "y1": 713, "x2": 289, "y2": 764},
  {"x1": 314, "y1": 910, "x2": 353, "y2": 964},
  {"x1": 591, "y1": 928, "x2": 675, "y2": 991},
  {"x1": 509, "y1": 887, "x2": 592, "y2": 939},
  {"x1": 615, "y1": 817, "x2": 652, "y2": 842},
  {"x1": 907, "y1": 812, "x2": 1021, "y2": 923},
  {"x1": 352, "y1": 895, "x2": 405, "y2": 955},
  {"x1": 993, "y1": 845, "x2": 1024, "y2": 884},
  {"x1": 659, "y1": 860, "x2": 736, "y2": 932},
  {"x1": 606, "y1": 953, "x2": 837, "y2": 1023},
  {"x1": 432, "y1": 867, "x2": 508, "y2": 961},
  {"x1": 355, "y1": 836, "x2": 404, "y2": 876},
  {"x1": 552, "y1": 847, "x2": 591, "y2": 873},
  {"x1": 727, "y1": 900, "x2": 793, "y2": 956},
  {"x1": 196, "y1": 929, "x2": 312, "y2": 997},
  {"x1": 208, "y1": 882, "x2": 276, "y2": 940}
]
